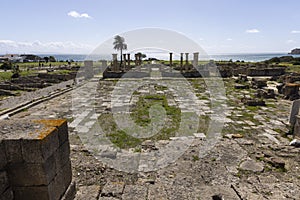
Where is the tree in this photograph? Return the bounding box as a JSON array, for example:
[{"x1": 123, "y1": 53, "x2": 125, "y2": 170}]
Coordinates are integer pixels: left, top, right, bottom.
[
  {"x1": 0, "y1": 61, "x2": 12, "y2": 71},
  {"x1": 49, "y1": 56, "x2": 56, "y2": 62},
  {"x1": 136, "y1": 52, "x2": 146, "y2": 59},
  {"x1": 44, "y1": 57, "x2": 49, "y2": 63},
  {"x1": 113, "y1": 35, "x2": 127, "y2": 67}
]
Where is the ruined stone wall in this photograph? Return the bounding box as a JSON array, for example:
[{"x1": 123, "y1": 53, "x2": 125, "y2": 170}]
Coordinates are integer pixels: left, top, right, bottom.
[
  {"x1": 247, "y1": 67, "x2": 285, "y2": 76},
  {"x1": 0, "y1": 119, "x2": 75, "y2": 200}
]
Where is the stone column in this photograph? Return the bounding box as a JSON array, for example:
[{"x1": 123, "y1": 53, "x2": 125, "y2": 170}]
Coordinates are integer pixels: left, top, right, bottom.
[
  {"x1": 101, "y1": 60, "x2": 107, "y2": 68},
  {"x1": 185, "y1": 53, "x2": 189, "y2": 64},
  {"x1": 127, "y1": 54, "x2": 130, "y2": 68},
  {"x1": 193, "y1": 52, "x2": 199, "y2": 68},
  {"x1": 84, "y1": 60, "x2": 93, "y2": 79},
  {"x1": 101, "y1": 60, "x2": 107, "y2": 73},
  {"x1": 138, "y1": 54, "x2": 142, "y2": 66},
  {"x1": 134, "y1": 54, "x2": 138, "y2": 66},
  {"x1": 123, "y1": 54, "x2": 127, "y2": 71},
  {"x1": 169, "y1": 53, "x2": 173, "y2": 72},
  {"x1": 112, "y1": 54, "x2": 118, "y2": 71},
  {"x1": 185, "y1": 53, "x2": 189, "y2": 71},
  {"x1": 180, "y1": 53, "x2": 184, "y2": 72}
]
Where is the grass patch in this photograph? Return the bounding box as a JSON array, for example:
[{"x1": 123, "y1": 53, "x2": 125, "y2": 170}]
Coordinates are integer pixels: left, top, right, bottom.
[
  {"x1": 98, "y1": 113, "x2": 142, "y2": 149},
  {"x1": 98, "y1": 94, "x2": 181, "y2": 149},
  {"x1": 0, "y1": 72, "x2": 12, "y2": 81},
  {"x1": 154, "y1": 85, "x2": 168, "y2": 91},
  {"x1": 192, "y1": 155, "x2": 199, "y2": 161}
]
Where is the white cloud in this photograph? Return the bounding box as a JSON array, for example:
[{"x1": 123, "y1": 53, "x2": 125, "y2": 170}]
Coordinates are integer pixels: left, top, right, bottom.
[
  {"x1": 246, "y1": 29, "x2": 260, "y2": 33},
  {"x1": 291, "y1": 30, "x2": 300, "y2": 34},
  {"x1": 226, "y1": 38, "x2": 233, "y2": 41},
  {"x1": 287, "y1": 39, "x2": 296, "y2": 44},
  {"x1": 67, "y1": 11, "x2": 92, "y2": 19},
  {"x1": 0, "y1": 40, "x2": 94, "y2": 54}
]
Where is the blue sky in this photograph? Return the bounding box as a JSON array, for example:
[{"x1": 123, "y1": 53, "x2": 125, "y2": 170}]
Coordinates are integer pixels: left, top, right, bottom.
[{"x1": 1, "y1": 0, "x2": 300, "y2": 54}]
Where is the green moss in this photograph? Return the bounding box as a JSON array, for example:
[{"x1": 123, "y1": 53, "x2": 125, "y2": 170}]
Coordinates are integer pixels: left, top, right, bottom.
[
  {"x1": 98, "y1": 94, "x2": 181, "y2": 149},
  {"x1": 192, "y1": 155, "x2": 199, "y2": 161},
  {"x1": 107, "y1": 130, "x2": 141, "y2": 149},
  {"x1": 154, "y1": 85, "x2": 168, "y2": 91},
  {"x1": 0, "y1": 72, "x2": 13, "y2": 81}
]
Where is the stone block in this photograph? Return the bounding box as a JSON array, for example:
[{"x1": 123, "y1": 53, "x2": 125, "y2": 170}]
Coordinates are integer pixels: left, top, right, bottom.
[
  {"x1": 101, "y1": 181, "x2": 125, "y2": 198},
  {"x1": 0, "y1": 187, "x2": 13, "y2": 200},
  {"x1": 57, "y1": 120, "x2": 69, "y2": 146},
  {"x1": 21, "y1": 127, "x2": 59, "y2": 163},
  {"x1": 3, "y1": 139, "x2": 23, "y2": 164},
  {"x1": 13, "y1": 162, "x2": 72, "y2": 200},
  {"x1": 76, "y1": 185, "x2": 100, "y2": 200},
  {"x1": 7, "y1": 154, "x2": 56, "y2": 186},
  {"x1": 148, "y1": 184, "x2": 168, "y2": 200},
  {"x1": 33, "y1": 119, "x2": 69, "y2": 147},
  {"x1": 13, "y1": 185, "x2": 53, "y2": 200},
  {"x1": 55, "y1": 141, "x2": 71, "y2": 171},
  {"x1": 122, "y1": 185, "x2": 148, "y2": 200},
  {"x1": 0, "y1": 141, "x2": 7, "y2": 169},
  {"x1": 50, "y1": 160, "x2": 72, "y2": 199},
  {"x1": 0, "y1": 171, "x2": 9, "y2": 194},
  {"x1": 61, "y1": 181, "x2": 76, "y2": 200}
]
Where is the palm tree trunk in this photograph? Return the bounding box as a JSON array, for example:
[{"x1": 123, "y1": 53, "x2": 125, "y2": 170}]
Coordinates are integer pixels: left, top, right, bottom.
[{"x1": 120, "y1": 49, "x2": 123, "y2": 70}]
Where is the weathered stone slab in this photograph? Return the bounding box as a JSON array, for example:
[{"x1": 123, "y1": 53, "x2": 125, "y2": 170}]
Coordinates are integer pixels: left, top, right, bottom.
[
  {"x1": 148, "y1": 184, "x2": 168, "y2": 200},
  {"x1": 0, "y1": 187, "x2": 13, "y2": 200},
  {"x1": 3, "y1": 139, "x2": 23, "y2": 164},
  {"x1": 49, "y1": 161, "x2": 72, "y2": 200},
  {"x1": 101, "y1": 181, "x2": 125, "y2": 198},
  {"x1": 34, "y1": 119, "x2": 69, "y2": 146},
  {"x1": 76, "y1": 185, "x2": 100, "y2": 200},
  {"x1": 239, "y1": 159, "x2": 264, "y2": 172},
  {"x1": 7, "y1": 154, "x2": 56, "y2": 186},
  {"x1": 61, "y1": 181, "x2": 76, "y2": 200},
  {"x1": 21, "y1": 127, "x2": 59, "y2": 163},
  {"x1": 98, "y1": 197, "x2": 119, "y2": 200},
  {"x1": 0, "y1": 171, "x2": 9, "y2": 194},
  {"x1": 0, "y1": 119, "x2": 74, "y2": 200},
  {"x1": 55, "y1": 141, "x2": 71, "y2": 171},
  {"x1": 0, "y1": 141, "x2": 7, "y2": 169},
  {"x1": 122, "y1": 185, "x2": 148, "y2": 200},
  {"x1": 289, "y1": 99, "x2": 300, "y2": 126}
]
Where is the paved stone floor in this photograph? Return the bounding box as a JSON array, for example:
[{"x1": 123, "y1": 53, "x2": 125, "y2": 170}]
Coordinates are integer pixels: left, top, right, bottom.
[{"x1": 10, "y1": 77, "x2": 300, "y2": 200}]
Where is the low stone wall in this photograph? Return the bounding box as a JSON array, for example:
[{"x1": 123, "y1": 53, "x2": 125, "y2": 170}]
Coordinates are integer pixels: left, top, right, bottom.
[
  {"x1": 103, "y1": 71, "x2": 149, "y2": 79},
  {"x1": 0, "y1": 119, "x2": 75, "y2": 200},
  {"x1": 163, "y1": 70, "x2": 206, "y2": 78},
  {"x1": 38, "y1": 73, "x2": 76, "y2": 81},
  {"x1": 247, "y1": 67, "x2": 285, "y2": 76}
]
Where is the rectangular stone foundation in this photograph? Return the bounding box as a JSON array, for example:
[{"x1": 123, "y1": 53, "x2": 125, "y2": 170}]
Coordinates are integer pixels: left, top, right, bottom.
[
  {"x1": 294, "y1": 115, "x2": 300, "y2": 139},
  {"x1": 0, "y1": 119, "x2": 76, "y2": 200}
]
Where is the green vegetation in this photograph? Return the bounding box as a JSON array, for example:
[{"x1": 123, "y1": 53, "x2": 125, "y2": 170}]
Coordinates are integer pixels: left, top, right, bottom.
[
  {"x1": 0, "y1": 71, "x2": 13, "y2": 81},
  {"x1": 113, "y1": 35, "x2": 127, "y2": 66},
  {"x1": 192, "y1": 155, "x2": 199, "y2": 161},
  {"x1": 98, "y1": 113, "x2": 142, "y2": 149},
  {"x1": 98, "y1": 93, "x2": 181, "y2": 149},
  {"x1": 130, "y1": 94, "x2": 181, "y2": 141}
]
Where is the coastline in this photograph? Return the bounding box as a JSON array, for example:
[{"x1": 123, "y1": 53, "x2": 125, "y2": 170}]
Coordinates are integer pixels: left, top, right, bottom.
[{"x1": 35, "y1": 53, "x2": 300, "y2": 62}]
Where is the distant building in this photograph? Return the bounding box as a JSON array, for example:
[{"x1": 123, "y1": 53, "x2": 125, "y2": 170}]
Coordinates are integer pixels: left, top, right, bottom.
[
  {"x1": 0, "y1": 54, "x2": 23, "y2": 63},
  {"x1": 20, "y1": 54, "x2": 42, "y2": 62}
]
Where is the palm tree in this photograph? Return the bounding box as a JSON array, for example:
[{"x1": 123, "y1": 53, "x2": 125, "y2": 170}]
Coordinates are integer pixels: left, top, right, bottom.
[{"x1": 113, "y1": 35, "x2": 127, "y2": 68}]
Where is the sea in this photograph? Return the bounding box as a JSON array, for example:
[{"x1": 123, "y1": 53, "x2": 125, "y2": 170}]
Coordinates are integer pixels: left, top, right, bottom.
[{"x1": 37, "y1": 53, "x2": 300, "y2": 63}]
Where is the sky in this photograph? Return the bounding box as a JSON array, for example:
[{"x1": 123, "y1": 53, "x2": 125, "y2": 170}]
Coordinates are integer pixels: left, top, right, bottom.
[{"x1": 1, "y1": 0, "x2": 300, "y2": 55}]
